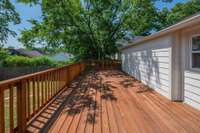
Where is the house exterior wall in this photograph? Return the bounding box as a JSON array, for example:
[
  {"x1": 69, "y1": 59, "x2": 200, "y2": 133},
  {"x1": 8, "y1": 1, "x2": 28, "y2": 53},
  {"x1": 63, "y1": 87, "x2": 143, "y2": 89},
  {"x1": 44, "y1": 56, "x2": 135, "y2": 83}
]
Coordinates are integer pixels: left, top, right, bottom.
[
  {"x1": 121, "y1": 23, "x2": 200, "y2": 110},
  {"x1": 121, "y1": 35, "x2": 173, "y2": 99},
  {"x1": 180, "y1": 25, "x2": 200, "y2": 110}
]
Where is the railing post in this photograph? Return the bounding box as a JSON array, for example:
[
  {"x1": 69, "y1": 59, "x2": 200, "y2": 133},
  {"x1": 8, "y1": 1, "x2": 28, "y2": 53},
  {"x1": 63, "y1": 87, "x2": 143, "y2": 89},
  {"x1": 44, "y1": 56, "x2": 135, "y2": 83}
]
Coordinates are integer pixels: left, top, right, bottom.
[
  {"x1": 79, "y1": 62, "x2": 82, "y2": 74},
  {"x1": 17, "y1": 81, "x2": 27, "y2": 133},
  {"x1": 0, "y1": 88, "x2": 5, "y2": 133},
  {"x1": 67, "y1": 66, "x2": 70, "y2": 86}
]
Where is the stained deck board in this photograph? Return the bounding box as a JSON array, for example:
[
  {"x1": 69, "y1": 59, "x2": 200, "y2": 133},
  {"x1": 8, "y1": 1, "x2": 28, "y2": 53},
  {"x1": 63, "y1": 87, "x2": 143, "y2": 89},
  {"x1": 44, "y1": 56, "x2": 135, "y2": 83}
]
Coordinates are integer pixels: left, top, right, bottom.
[{"x1": 27, "y1": 69, "x2": 200, "y2": 133}]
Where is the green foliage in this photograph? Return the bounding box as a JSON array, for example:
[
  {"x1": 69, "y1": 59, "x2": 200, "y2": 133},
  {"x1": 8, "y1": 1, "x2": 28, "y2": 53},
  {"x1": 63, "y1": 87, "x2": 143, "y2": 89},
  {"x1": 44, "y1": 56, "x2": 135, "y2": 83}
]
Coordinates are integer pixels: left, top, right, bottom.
[
  {"x1": 130, "y1": 0, "x2": 158, "y2": 36},
  {"x1": 18, "y1": 0, "x2": 164, "y2": 59},
  {"x1": 3, "y1": 56, "x2": 30, "y2": 67},
  {"x1": 0, "y1": 49, "x2": 10, "y2": 60},
  {"x1": 30, "y1": 56, "x2": 54, "y2": 66},
  {"x1": 1, "y1": 54, "x2": 79, "y2": 67},
  {"x1": 157, "y1": 0, "x2": 200, "y2": 30},
  {"x1": 17, "y1": 0, "x2": 200, "y2": 60},
  {"x1": 0, "y1": 0, "x2": 20, "y2": 47},
  {"x1": 0, "y1": 49, "x2": 10, "y2": 67},
  {"x1": 2, "y1": 56, "x2": 54, "y2": 67}
]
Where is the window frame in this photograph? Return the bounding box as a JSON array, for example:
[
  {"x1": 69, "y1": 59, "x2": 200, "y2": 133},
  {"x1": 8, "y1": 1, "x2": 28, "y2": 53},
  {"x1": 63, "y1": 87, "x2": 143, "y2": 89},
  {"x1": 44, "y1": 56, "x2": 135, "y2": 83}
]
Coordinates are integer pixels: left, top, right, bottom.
[{"x1": 190, "y1": 34, "x2": 200, "y2": 71}]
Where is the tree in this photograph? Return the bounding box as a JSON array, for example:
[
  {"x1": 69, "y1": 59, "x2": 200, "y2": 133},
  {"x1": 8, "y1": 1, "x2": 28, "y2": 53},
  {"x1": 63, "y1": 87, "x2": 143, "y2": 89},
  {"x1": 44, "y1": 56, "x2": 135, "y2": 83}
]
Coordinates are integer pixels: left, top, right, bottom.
[
  {"x1": 157, "y1": 0, "x2": 200, "y2": 30},
  {"x1": 126, "y1": 0, "x2": 158, "y2": 36},
  {"x1": 0, "y1": 0, "x2": 20, "y2": 47},
  {"x1": 19, "y1": 0, "x2": 167, "y2": 59}
]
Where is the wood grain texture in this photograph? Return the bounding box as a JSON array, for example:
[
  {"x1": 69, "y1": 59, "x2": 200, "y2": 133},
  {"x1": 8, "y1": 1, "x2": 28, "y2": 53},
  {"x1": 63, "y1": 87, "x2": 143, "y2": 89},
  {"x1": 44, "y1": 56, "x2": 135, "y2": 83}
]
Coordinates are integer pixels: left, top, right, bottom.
[
  {"x1": 48, "y1": 69, "x2": 200, "y2": 133},
  {"x1": 9, "y1": 86, "x2": 14, "y2": 133},
  {"x1": 0, "y1": 87, "x2": 5, "y2": 133}
]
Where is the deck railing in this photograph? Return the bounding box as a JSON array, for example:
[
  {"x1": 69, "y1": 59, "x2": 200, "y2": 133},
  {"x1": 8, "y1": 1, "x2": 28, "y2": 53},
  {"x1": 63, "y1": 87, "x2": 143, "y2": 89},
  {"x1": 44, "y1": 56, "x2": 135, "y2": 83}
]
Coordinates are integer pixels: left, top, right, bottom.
[
  {"x1": 0, "y1": 62, "x2": 86, "y2": 133},
  {"x1": 87, "y1": 59, "x2": 121, "y2": 69}
]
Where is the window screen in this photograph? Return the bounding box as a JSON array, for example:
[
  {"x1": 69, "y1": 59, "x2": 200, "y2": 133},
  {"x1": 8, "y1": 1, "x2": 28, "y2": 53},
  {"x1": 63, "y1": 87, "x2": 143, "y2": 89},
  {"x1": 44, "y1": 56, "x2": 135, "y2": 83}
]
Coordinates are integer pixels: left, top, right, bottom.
[{"x1": 192, "y1": 36, "x2": 200, "y2": 68}]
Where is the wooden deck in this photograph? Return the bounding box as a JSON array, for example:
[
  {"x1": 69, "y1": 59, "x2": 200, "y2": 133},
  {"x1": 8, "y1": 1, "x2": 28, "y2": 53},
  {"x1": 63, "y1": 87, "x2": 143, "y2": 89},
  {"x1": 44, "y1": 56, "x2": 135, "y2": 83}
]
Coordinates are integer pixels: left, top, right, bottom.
[{"x1": 27, "y1": 69, "x2": 200, "y2": 133}]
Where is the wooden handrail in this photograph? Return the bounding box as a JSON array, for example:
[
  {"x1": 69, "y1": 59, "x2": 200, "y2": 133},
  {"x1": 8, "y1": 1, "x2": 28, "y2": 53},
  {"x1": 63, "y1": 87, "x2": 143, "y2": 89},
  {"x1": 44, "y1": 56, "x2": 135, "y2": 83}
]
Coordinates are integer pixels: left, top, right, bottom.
[
  {"x1": 0, "y1": 63, "x2": 80, "y2": 87},
  {"x1": 0, "y1": 62, "x2": 86, "y2": 133}
]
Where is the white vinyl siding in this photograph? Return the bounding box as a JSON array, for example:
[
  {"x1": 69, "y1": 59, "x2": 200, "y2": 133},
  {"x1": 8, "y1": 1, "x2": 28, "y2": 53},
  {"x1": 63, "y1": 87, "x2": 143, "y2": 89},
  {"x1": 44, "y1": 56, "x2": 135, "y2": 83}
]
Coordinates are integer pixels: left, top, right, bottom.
[
  {"x1": 181, "y1": 26, "x2": 200, "y2": 110},
  {"x1": 122, "y1": 35, "x2": 172, "y2": 98},
  {"x1": 184, "y1": 71, "x2": 200, "y2": 110}
]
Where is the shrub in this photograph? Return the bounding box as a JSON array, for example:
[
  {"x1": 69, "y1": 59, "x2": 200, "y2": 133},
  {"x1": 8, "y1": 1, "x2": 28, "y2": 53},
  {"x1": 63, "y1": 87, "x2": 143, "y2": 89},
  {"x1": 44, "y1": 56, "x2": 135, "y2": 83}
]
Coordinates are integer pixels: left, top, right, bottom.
[
  {"x1": 2, "y1": 56, "x2": 55, "y2": 67},
  {"x1": 2, "y1": 54, "x2": 80, "y2": 68},
  {"x1": 0, "y1": 49, "x2": 9, "y2": 60},
  {"x1": 30, "y1": 57, "x2": 54, "y2": 66},
  {"x1": 3, "y1": 56, "x2": 30, "y2": 67}
]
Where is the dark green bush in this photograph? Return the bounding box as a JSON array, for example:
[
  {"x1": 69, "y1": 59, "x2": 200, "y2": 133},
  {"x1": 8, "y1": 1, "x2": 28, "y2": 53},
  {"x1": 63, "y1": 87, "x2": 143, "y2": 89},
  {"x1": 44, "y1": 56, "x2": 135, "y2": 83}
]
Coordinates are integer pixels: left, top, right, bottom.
[
  {"x1": 3, "y1": 56, "x2": 30, "y2": 67},
  {"x1": 2, "y1": 56, "x2": 55, "y2": 67},
  {"x1": 1, "y1": 53, "x2": 80, "y2": 67},
  {"x1": 0, "y1": 49, "x2": 9, "y2": 60},
  {"x1": 30, "y1": 57, "x2": 54, "y2": 66}
]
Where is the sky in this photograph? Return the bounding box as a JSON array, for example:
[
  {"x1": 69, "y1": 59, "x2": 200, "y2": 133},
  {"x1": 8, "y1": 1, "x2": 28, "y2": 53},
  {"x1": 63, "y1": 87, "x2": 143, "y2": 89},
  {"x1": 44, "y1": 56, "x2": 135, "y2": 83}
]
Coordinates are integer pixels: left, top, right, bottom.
[{"x1": 5, "y1": 0, "x2": 189, "y2": 48}]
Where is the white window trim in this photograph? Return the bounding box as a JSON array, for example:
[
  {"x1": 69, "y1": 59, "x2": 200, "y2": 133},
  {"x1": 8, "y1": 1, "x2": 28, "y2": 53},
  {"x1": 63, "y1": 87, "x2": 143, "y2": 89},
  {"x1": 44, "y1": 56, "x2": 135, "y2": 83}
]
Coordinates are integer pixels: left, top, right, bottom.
[{"x1": 190, "y1": 34, "x2": 200, "y2": 71}]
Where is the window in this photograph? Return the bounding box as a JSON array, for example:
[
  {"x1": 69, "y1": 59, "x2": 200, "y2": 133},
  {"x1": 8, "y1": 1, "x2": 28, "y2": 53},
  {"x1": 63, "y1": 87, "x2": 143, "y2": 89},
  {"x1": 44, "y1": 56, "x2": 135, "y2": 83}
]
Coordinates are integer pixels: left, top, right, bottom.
[{"x1": 191, "y1": 35, "x2": 200, "y2": 69}]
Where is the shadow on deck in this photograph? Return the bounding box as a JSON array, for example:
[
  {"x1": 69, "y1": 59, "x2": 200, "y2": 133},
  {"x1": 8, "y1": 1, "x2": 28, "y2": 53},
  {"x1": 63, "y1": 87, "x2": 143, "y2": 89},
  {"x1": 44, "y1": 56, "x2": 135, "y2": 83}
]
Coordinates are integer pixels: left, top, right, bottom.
[{"x1": 27, "y1": 69, "x2": 200, "y2": 133}]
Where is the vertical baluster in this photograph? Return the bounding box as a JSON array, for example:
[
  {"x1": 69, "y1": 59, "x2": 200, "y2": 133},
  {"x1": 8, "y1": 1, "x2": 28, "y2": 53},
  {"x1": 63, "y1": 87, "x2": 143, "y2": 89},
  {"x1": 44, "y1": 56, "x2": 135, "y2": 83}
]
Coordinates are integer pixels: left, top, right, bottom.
[
  {"x1": 55, "y1": 71, "x2": 58, "y2": 93},
  {"x1": 59, "y1": 70, "x2": 61, "y2": 91},
  {"x1": 54, "y1": 70, "x2": 59, "y2": 95},
  {"x1": 56, "y1": 69, "x2": 59, "y2": 93},
  {"x1": 70, "y1": 66, "x2": 72, "y2": 83},
  {"x1": 69, "y1": 66, "x2": 71, "y2": 81},
  {"x1": 53, "y1": 70, "x2": 56, "y2": 95},
  {"x1": 41, "y1": 75, "x2": 44, "y2": 106},
  {"x1": 67, "y1": 67, "x2": 69, "y2": 87},
  {"x1": 17, "y1": 81, "x2": 27, "y2": 133},
  {"x1": 57, "y1": 70, "x2": 59, "y2": 92},
  {"x1": 45, "y1": 73, "x2": 47, "y2": 104},
  {"x1": 74, "y1": 65, "x2": 76, "y2": 77},
  {"x1": 55, "y1": 71, "x2": 57, "y2": 93},
  {"x1": 27, "y1": 79, "x2": 30, "y2": 120},
  {"x1": 32, "y1": 78, "x2": 36, "y2": 115},
  {"x1": 57, "y1": 69, "x2": 61, "y2": 90},
  {"x1": 37, "y1": 76, "x2": 40, "y2": 110},
  {"x1": 79, "y1": 62, "x2": 81, "y2": 74},
  {"x1": 74, "y1": 64, "x2": 76, "y2": 77},
  {"x1": 64, "y1": 68, "x2": 67, "y2": 87},
  {"x1": 9, "y1": 85, "x2": 14, "y2": 133},
  {"x1": 75, "y1": 64, "x2": 76, "y2": 77},
  {"x1": 61, "y1": 69, "x2": 63, "y2": 89},
  {"x1": 72, "y1": 64, "x2": 77, "y2": 80},
  {"x1": 71, "y1": 65, "x2": 73, "y2": 80},
  {"x1": 0, "y1": 87, "x2": 5, "y2": 133},
  {"x1": 68, "y1": 66, "x2": 71, "y2": 83},
  {"x1": 80, "y1": 62, "x2": 82, "y2": 73},
  {"x1": 53, "y1": 71, "x2": 55, "y2": 96},
  {"x1": 51, "y1": 71, "x2": 54, "y2": 96},
  {"x1": 52, "y1": 71, "x2": 54, "y2": 97},
  {"x1": 48, "y1": 72, "x2": 50, "y2": 99},
  {"x1": 66, "y1": 67, "x2": 68, "y2": 86},
  {"x1": 63, "y1": 68, "x2": 65, "y2": 87},
  {"x1": 60, "y1": 69, "x2": 62, "y2": 90},
  {"x1": 47, "y1": 72, "x2": 50, "y2": 101},
  {"x1": 61, "y1": 69, "x2": 65, "y2": 89}
]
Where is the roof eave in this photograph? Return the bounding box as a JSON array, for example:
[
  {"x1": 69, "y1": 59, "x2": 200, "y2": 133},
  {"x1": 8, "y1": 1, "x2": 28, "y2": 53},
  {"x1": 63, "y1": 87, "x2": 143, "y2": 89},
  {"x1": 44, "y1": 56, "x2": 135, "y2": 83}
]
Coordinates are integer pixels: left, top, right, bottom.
[{"x1": 120, "y1": 13, "x2": 200, "y2": 51}]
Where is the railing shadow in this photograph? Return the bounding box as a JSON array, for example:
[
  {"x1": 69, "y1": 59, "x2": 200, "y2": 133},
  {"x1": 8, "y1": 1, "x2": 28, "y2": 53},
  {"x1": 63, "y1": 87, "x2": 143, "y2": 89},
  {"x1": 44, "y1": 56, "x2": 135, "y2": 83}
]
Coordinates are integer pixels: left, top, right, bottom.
[
  {"x1": 26, "y1": 69, "x2": 120, "y2": 132},
  {"x1": 26, "y1": 75, "x2": 83, "y2": 133}
]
